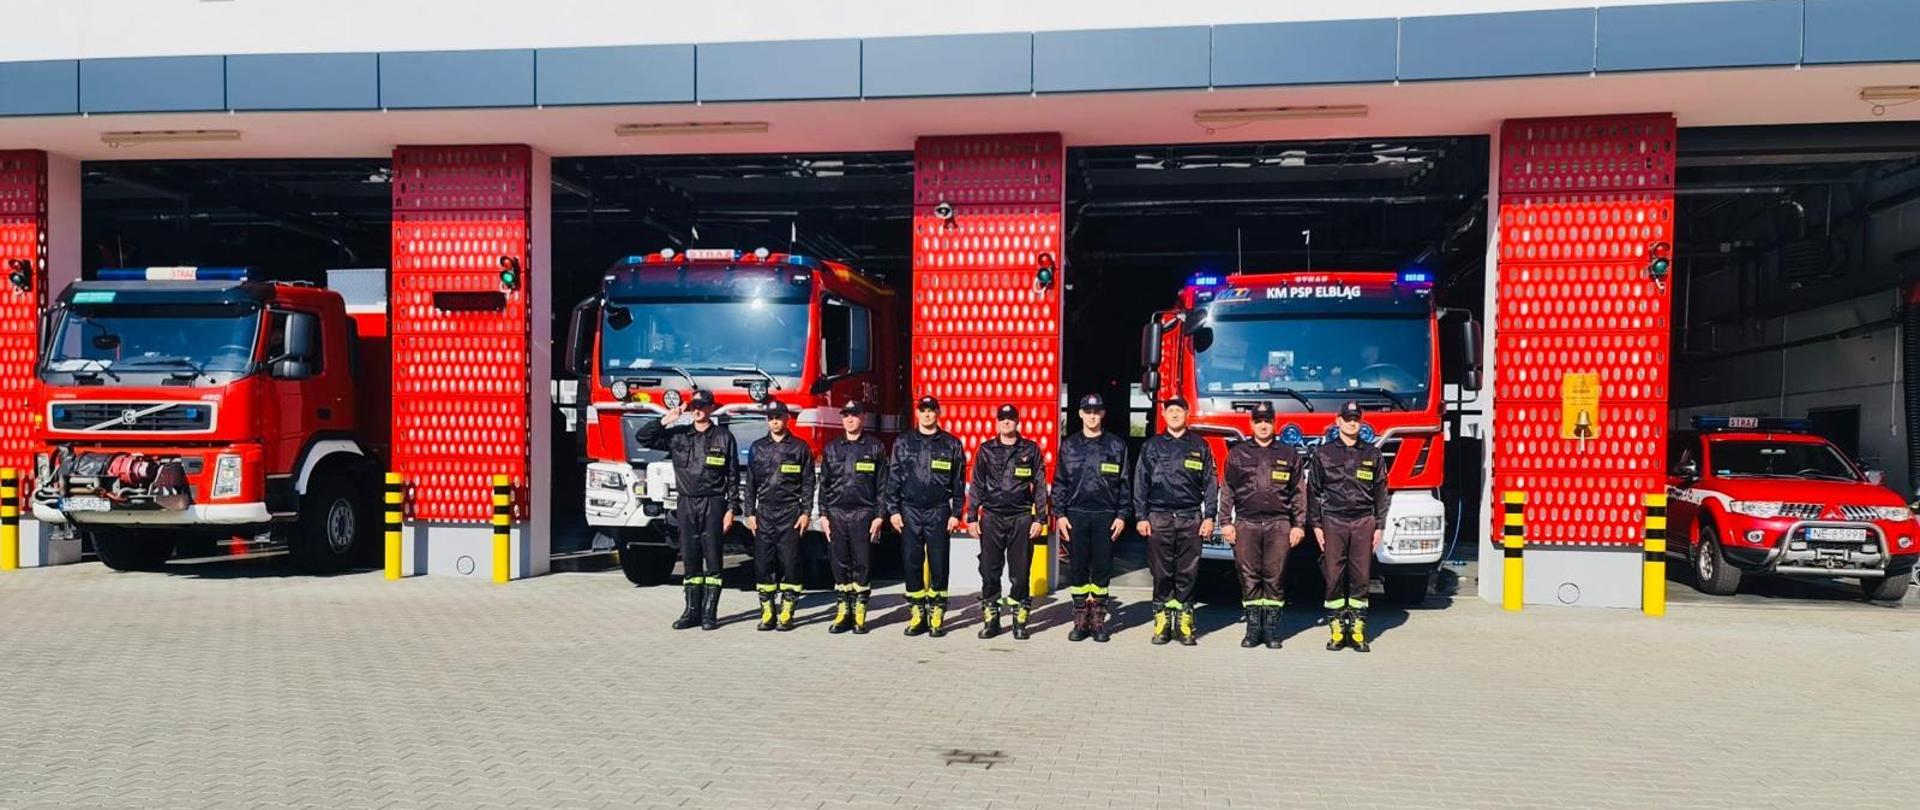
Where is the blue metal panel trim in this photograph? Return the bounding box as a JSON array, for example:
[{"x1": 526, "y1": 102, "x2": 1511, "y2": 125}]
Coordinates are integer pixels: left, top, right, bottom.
[
  {"x1": 697, "y1": 39, "x2": 861, "y2": 102},
  {"x1": 1211, "y1": 19, "x2": 1398, "y2": 87},
  {"x1": 1034, "y1": 26, "x2": 1210, "y2": 93},
  {"x1": 1400, "y1": 9, "x2": 1595, "y2": 80},
  {"x1": 227, "y1": 53, "x2": 378, "y2": 111},
  {"x1": 1805, "y1": 0, "x2": 1920, "y2": 64},
  {"x1": 862, "y1": 33, "x2": 1031, "y2": 98},
  {"x1": 80, "y1": 56, "x2": 225, "y2": 114},
  {"x1": 536, "y1": 45, "x2": 696, "y2": 106},
  {"x1": 1598, "y1": 1, "x2": 1801, "y2": 72},
  {"x1": 0, "y1": 60, "x2": 78, "y2": 117},
  {"x1": 379, "y1": 49, "x2": 535, "y2": 109}
]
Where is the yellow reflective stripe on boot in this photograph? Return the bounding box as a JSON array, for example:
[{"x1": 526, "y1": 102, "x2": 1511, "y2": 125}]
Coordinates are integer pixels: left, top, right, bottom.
[
  {"x1": 1323, "y1": 598, "x2": 1347, "y2": 610},
  {"x1": 756, "y1": 583, "x2": 778, "y2": 593},
  {"x1": 929, "y1": 605, "x2": 946, "y2": 630},
  {"x1": 1352, "y1": 618, "x2": 1368, "y2": 643},
  {"x1": 1164, "y1": 599, "x2": 1185, "y2": 610},
  {"x1": 1088, "y1": 585, "x2": 1110, "y2": 597}
]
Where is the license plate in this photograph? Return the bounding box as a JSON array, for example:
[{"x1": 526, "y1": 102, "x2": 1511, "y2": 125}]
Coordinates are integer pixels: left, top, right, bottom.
[
  {"x1": 62, "y1": 496, "x2": 110, "y2": 513},
  {"x1": 1807, "y1": 527, "x2": 1867, "y2": 542}
]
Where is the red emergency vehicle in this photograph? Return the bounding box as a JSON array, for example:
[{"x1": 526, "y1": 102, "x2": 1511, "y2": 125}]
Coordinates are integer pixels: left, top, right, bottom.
[
  {"x1": 563, "y1": 248, "x2": 905, "y2": 585},
  {"x1": 30, "y1": 267, "x2": 390, "y2": 573},
  {"x1": 1141, "y1": 269, "x2": 1477, "y2": 603},
  {"x1": 1667, "y1": 416, "x2": 1916, "y2": 602}
]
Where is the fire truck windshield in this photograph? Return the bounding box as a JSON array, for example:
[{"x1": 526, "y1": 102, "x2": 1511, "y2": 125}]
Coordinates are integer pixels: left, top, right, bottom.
[
  {"x1": 1712, "y1": 440, "x2": 1860, "y2": 481},
  {"x1": 601, "y1": 300, "x2": 809, "y2": 383},
  {"x1": 1194, "y1": 314, "x2": 1432, "y2": 410},
  {"x1": 42, "y1": 304, "x2": 261, "y2": 382}
]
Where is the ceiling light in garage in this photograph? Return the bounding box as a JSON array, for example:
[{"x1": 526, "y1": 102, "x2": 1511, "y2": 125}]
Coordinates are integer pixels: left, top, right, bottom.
[
  {"x1": 615, "y1": 121, "x2": 770, "y2": 137},
  {"x1": 100, "y1": 129, "x2": 242, "y2": 148},
  {"x1": 1192, "y1": 105, "x2": 1369, "y2": 129}
]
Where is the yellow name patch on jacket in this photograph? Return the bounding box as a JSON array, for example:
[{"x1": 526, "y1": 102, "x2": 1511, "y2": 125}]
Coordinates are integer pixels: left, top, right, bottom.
[
  {"x1": 704, "y1": 455, "x2": 726, "y2": 467},
  {"x1": 1014, "y1": 467, "x2": 1033, "y2": 478},
  {"x1": 1356, "y1": 469, "x2": 1375, "y2": 481},
  {"x1": 1183, "y1": 459, "x2": 1204, "y2": 471},
  {"x1": 1099, "y1": 462, "x2": 1121, "y2": 474},
  {"x1": 931, "y1": 459, "x2": 953, "y2": 472},
  {"x1": 780, "y1": 463, "x2": 804, "y2": 474},
  {"x1": 1270, "y1": 470, "x2": 1291, "y2": 482},
  {"x1": 855, "y1": 461, "x2": 876, "y2": 473}
]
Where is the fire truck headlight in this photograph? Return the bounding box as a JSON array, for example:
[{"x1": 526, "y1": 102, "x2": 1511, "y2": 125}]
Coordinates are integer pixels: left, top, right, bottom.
[
  {"x1": 586, "y1": 468, "x2": 625, "y2": 490},
  {"x1": 610, "y1": 380, "x2": 629, "y2": 401},
  {"x1": 212, "y1": 454, "x2": 242, "y2": 498},
  {"x1": 1871, "y1": 506, "x2": 1912, "y2": 522},
  {"x1": 1395, "y1": 516, "x2": 1442, "y2": 534},
  {"x1": 663, "y1": 389, "x2": 683, "y2": 409},
  {"x1": 1729, "y1": 500, "x2": 1784, "y2": 519}
]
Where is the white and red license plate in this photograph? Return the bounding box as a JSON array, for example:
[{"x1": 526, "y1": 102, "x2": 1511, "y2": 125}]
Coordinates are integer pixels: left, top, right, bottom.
[
  {"x1": 1807, "y1": 527, "x2": 1867, "y2": 542},
  {"x1": 61, "y1": 496, "x2": 110, "y2": 513}
]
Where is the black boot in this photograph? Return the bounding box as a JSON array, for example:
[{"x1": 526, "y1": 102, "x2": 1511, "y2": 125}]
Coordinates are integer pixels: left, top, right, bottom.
[
  {"x1": 903, "y1": 595, "x2": 927, "y2": 637},
  {"x1": 1011, "y1": 600, "x2": 1032, "y2": 640},
  {"x1": 776, "y1": 589, "x2": 798, "y2": 631},
  {"x1": 1352, "y1": 610, "x2": 1371, "y2": 653},
  {"x1": 1150, "y1": 602, "x2": 1171, "y2": 645},
  {"x1": 852, "y1": 590, "x2": 871, "y2": 635},
  {"x1": 827, "y1": 589, "x2": 853, "y2": 635},
  {"x1": 1264, "y1": 602, "x2": 1285, "y2": 650},
  {"x1": 672, "y1": 583, "x2": 702, "y2": 630},
  {"x1": 1177, "y1": 607, "x2": 1198, "y2": 647},
  {"x1": 1092, "y1": 596, "x2": 1112, "y2": 643},
  {"x1": 1067, "y1": 598, "x2": 1090, "y2": 642},
  {"x1": 1240, "y1": 605, "x2": 1264, "y2": 648},
  {"x1": 977, "y1": 602, "x2": 1001, "y2": 639},
  {"x1": 700, "y1": 584, "x2": 721, "y2": 631},
  {"x1": 928, "y1": 598, "x2": 949, "y2": 638},
  {"x1": 755, "y1": 591, "x2": 776, "y2": 632}
]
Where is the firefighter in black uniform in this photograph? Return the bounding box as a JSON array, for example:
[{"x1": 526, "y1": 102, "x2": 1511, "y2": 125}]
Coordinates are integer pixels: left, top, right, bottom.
[
  {"x1": 967, "y1": 404, "x2": 1048, "y2": 640},
  {"x1": 885, "y1": 396, "x2": 967, "y2": 638},
  {"x1": 1219, "y1": 401, "x2": 1307, "y2": 650},
  {"x1": 635, "y1": 389, "x2": 739, "y2": 631},
  {"x1": 1052, "y1": 393, "x2": 1129, "y2": 643},
  {"x1": 1311, "y1": 400, "x2": 1390, "y2": 652},
  {"x1": 743, "y1": 400, "x2": 814, "y2": 632},
  {"x1": 814, "y1": 401, "x2": 886, "y2": 634},
  {"x1": 1132, "y1": 396, "x2": 1217, "y2": 646}
]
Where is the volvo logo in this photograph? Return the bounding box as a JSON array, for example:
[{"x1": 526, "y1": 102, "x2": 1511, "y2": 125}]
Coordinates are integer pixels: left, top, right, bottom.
[{"x1": 118, "y1": 409, "x2": 139, "y2": 426}]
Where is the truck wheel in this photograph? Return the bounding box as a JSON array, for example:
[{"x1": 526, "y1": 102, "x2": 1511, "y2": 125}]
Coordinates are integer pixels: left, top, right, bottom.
[
  {"x1": 1692, "y1": 527, "x2": 1742, "y2": 596},
  {"x1": 290, "y1": 473, "x2": 366, "y2": 574},
  {"x1": 1861, "y1": 573, "x2": 1910, "y2": 604},
  {"x1": 92, "y1": 529, "x2": 173, "y2": 571},
  {"x1": 1383, "y1": 573, "x2": 1430, "y2": 605},
  {"x1": 620, "y1": 541, "x2": 676, "y2": 586}
]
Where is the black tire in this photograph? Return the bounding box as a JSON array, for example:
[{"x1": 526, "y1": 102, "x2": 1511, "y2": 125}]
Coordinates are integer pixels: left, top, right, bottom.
[
  {"x1": 289, "y1": 472, "x2": 369, "y2": 574},
  {"x1": 1383, "y1": 573, "x2": 1431, "y2": 605},
  {"x1": 1691, "y1": 527, "x2": 1742, "y2": 596},
  {"x1": 91, "y1": 529, "x2": 173, "y2": 572},
  {"x1": 1861, "y1": 573, "x2": 1910, "y2": 604},
  {"x1": 620, "y1": 540, "x2": 676, "y2": 586}
]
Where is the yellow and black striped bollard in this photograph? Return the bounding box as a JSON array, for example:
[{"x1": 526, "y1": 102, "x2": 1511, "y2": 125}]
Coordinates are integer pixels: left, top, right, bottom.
[
  {"x1": 383, "y1": 473, "x2": 404, "y2": 580},
  {"x1": 1643, "y1": 493, "x2": 1667, "y2": 617},
  {"x1": 1501, "y1": 491, "x2": 1525, "y2": 612},
  {"x1": 491, "y1": 475, "x2": 512, "y2": 584},
  {"x1": 1, "y1": 468, "x2": 18, "y2": 571}
]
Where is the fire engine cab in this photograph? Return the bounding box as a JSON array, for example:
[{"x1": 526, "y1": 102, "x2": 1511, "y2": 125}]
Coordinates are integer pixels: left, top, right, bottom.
[
  {"x1": 563, "y1": 248, "x2": 904, "y2": 585},
  {"x1": 1667, "y1": 416, "x2": 1916, "y2": 602}
]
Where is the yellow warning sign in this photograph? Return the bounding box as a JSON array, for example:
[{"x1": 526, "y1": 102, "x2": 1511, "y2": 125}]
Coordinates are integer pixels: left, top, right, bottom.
[{"x1": 1561, "y1": 372, "x2": 1600, "y2": 440}]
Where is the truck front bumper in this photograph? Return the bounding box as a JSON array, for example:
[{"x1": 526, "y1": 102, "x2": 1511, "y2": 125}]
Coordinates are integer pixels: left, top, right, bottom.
[
  {"x1": 582, "y1": 461, "x2": 674, "y2": 529},
  {"x1": 32, "y1": 501, "x2": 273, "y2": 526}
]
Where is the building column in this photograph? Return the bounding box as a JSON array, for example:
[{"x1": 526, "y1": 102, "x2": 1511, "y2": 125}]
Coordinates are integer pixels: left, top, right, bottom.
[
  {"x1": 1484, "y1": 115, "x2": 1677, "y2": 608},
  {"x1": 0, "y1": 150, "x2": 80, "y2": 568},
  {"x1": 389, "y1": 145, "x2": 551, "y2": 580}
]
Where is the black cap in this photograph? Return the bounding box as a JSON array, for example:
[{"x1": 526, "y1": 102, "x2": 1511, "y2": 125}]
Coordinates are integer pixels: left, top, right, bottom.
[
  {"x1": 995, "y1": 404, "x2": 1019, "y2": 421},
  {"x1": 916, "y1": 396, "x2": 941, "y2": 412},
  {"x1": 763, "y1": 400, "x2": 791, "y2": 418},
  {"x1": 1337, "y1": 400, "x2": 1364, "y2": 419},
  {"x1": 1077, "y1": 393, "x2": 1107, "y2": 412},
  {"x1": 688, "y1": 389, "x2": 716, "y2": 409},
  {"x1": 1249, "y1": 401, "x2": 1275, "y2": 422},
  {"x1": 1162, "y1": 396, "x2": 1190, "y2": 411},
  {"x1": 840, "y1": 401, "x2": 866, "y2": 417}
]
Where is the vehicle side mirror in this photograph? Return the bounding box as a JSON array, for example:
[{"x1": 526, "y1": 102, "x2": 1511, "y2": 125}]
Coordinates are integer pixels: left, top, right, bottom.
[
  {"x1": 564, "y1": 297, "x2": 599, "y2": 377},
  {"x1": 810, "y1": 377, "x2": 834, "y2": 395},
  {"x1": 1190, "y1": 326, "x2": 1214, "y2": 354},
  {"x1": 1140, "y1": 321, "x2": 1162, "y2": 367},
  {"x1": 1181, "y1": 306, "x2": 1208, "y2": 335},
  {"x1": 271, "y1": 358, "x2": 314, "y2": 380},
  {"x1": 1864, "y1": 469, "x2": 1885, "y2": 486},
  {"x1": 1673, "y1": 460, "x2": 1699, "y2": 480},
  {"x1": 282, "y1": 312, "x2": 317, "y2": 361},
  {"x1": 1141, "y1": 370, "x2": 1161, "y2": 398},
  {"x1": 1446, "y1": 313, "x2": 1484, "y2": 392},
  {"x1": 605, "y1": 304, "x2": 633, "y2": 330}
]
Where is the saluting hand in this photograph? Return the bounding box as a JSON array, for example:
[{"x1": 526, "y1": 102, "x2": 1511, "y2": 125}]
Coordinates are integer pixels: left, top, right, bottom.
[{"x1": 659, "y1": 405, "x2": 684, "y2": 426}]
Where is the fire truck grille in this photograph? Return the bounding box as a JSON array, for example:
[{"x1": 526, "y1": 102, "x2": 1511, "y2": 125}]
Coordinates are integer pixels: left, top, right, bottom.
[{"x1": 49, "y1": 402, "x2": 213, "y2": 432}]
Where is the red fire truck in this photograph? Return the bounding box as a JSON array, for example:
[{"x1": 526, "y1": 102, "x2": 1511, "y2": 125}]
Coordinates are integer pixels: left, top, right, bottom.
[
  {"x1": 1140, "y1": 269, "x2": 1477, "y2": 603},
  {"x1": 1667, "y1": 416, "x2": 1916, "y2": 602},
  {"x1": 563, "y1": 248, "x2": 905, "y2": 586},
  {"x1": 30, "y1": 267, "x2": 390, "y2": 573}
]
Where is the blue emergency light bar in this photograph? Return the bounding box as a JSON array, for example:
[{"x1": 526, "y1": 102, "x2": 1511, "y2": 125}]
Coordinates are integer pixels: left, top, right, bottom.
[
  {"x1": 630, "y1": 248, "x2": 823, "y2": 269},
  {"x1": 98, "y1": 266, "x2": 249, "y2": 281},
  {"x1": 1692, "y1": 415, "x2": 1812, "y2": 433},
  {"x1": 1398, "y1": 270, "x2": 1433, "y2": 285},
  {"x1": 1189, "y1": 273, "x2": 1223, "y2": 287}
]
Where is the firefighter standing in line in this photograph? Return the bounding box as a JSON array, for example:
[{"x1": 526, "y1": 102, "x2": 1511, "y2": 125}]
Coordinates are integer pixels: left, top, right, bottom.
[
  {"x1": 814, "y1": 402, "x2": 887, "y2": 634},
  {"x1": 1132, "y1": 396, "x2": 1217, "y2": 646},
  {"x1": 1311, "y1": 400, "x2": 1390, "y2": 652},
  {"x1": 967, "y1": 404, "x2": 1048, "y2": 640},
  {"x1": 1219, "y1": 401, "x2": 1307, "y2": 650},
  {"x1": 885, "y1": 396, "x2": 967, "y2": 638},
  {"x1": 1051, "y1": 393, "x2": 1129, "y2": 643},
  {"x1": 743, "y1": 400, "x2": 814, "y2": 632},
  {"x1": 635, "y1": 389, "x2": 739, "y2": 631}
]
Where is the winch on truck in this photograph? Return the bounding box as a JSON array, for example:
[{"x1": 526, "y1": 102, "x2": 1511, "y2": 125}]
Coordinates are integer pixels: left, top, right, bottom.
[
  {"x1": 1140, "y1": 269, "x2": 1480, "y2": 604},
  {"x1": 31, "y1": 267, "x2": 390, "y2": 573},
  {"x1": 563, "y1": 248, "x2": 905, "y2": 585}
]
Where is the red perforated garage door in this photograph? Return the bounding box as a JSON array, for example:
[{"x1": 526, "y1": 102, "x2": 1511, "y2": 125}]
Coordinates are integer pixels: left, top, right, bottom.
[{"x1": 0, "y1": 151, "x2": 46, "y2": 487}]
